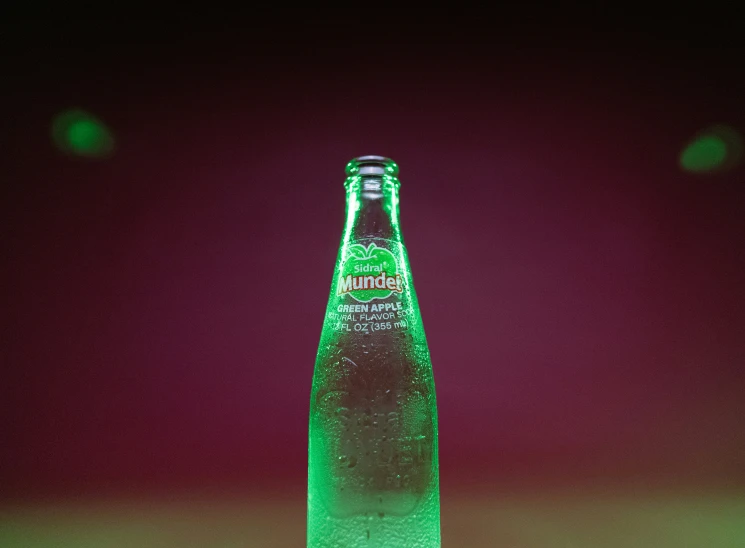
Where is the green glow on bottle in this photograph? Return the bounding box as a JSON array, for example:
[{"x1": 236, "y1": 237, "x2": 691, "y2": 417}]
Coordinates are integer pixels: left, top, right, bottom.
[
  {"x1": 308, "y1": 156, "x2": 440, "y2": 547},
  {"x1": 51, "y1": 109, "x2": 115, "y2": 158}
]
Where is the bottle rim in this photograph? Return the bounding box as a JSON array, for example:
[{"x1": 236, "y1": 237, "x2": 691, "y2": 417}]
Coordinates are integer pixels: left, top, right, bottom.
[{"x1": 345, "y1": 155, "x2": 399, "y2": 177}]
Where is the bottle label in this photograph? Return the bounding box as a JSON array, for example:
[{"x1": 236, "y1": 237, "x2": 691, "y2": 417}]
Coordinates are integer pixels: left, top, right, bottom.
[
  {"x1": 336, "y1": 242, "x2": 404, "y2": 302},
  {"x1": 327, "y1": 240, "x2": 413, "y2": 334}
]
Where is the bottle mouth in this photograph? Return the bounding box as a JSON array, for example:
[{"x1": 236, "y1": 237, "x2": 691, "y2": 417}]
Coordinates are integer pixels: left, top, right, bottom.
[{"x1": 345, "y1": 155, "x2": 399, "y2": 177}]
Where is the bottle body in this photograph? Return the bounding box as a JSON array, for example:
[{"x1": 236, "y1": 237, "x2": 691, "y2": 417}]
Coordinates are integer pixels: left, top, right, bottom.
[{"x1": 307, "y1": 158, "x2": 440, "y2": 548}]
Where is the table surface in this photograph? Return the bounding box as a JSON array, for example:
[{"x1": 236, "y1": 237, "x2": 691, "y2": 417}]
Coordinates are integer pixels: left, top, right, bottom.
[{"x1": 1, "y1": 489, "x2": 744, "y2": 547}]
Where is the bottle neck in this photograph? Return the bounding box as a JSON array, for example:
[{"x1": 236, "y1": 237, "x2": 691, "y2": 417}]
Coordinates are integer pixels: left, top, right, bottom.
[{"x1": 342, "y1": 173, "x2": 402, "y2": 243}]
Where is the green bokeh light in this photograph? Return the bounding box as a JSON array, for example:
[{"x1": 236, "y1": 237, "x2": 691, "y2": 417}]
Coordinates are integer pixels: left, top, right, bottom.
[
  {"x1": 680, "y1": 136, "x2": 727, "y2": 172},
  {"x1": 680, "y1": 125, "x2": 743, "y2": 174},
  {"x1": 51, "y1": 109, "x2": 115, "y2": 158}
]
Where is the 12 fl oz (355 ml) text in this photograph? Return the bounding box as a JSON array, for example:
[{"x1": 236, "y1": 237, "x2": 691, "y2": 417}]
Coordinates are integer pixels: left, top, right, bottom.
[{"x1": 332, "y1": 318, "x2": 409, "y2": 333}]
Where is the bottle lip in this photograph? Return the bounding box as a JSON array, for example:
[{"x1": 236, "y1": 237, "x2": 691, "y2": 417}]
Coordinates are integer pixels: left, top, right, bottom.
[{"x1": 345, "y1": 155, "x2": 399, "y2": 177}]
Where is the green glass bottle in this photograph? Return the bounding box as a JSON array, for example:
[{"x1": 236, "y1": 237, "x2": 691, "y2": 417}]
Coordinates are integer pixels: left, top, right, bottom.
[{"x1": 307, "y1": 156, "x2": 440, "y2": 547}]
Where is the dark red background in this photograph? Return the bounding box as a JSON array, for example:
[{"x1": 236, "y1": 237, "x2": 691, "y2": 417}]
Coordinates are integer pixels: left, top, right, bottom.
[{"x1": 2, "y1": 15, "x2": 744, "y2": 501}]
